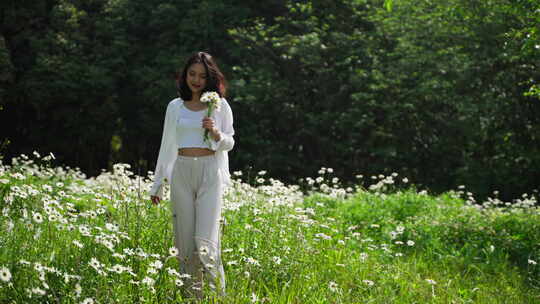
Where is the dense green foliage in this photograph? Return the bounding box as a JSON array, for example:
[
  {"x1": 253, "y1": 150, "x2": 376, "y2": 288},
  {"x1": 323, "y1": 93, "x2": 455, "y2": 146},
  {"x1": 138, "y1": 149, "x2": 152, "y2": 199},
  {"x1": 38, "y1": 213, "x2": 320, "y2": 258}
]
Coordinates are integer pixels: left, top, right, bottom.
[
  {"x1": 0, "y1": 154, "x2": 539, "y2": 303},
  {"x1": 1, "y1": 0, "x2": 539, "y2": 200}
]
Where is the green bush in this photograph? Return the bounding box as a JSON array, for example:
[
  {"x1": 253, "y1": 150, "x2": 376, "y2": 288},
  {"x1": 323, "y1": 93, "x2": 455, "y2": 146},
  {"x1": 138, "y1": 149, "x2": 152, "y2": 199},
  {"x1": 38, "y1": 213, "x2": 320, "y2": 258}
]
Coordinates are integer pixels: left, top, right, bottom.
[{"x1": 339, "y1": 189, "x2": 540, "y2": 287}]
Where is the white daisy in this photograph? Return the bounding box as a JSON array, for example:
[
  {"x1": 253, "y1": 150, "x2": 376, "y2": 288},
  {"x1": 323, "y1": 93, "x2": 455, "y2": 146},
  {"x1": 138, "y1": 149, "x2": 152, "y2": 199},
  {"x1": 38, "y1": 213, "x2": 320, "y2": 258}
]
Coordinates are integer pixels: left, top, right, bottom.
[
  {"x1": 33, "y1": 212, "x2": 44, "y2": 223},
  {"x1": 89, "y1": 258, "x2": 102, "y2": 271},
  {"x1": 110, "y1": 264, "x2": 124, "y2": 274},
  {"x1": 105, "y1": 223, "x2": 118, "y2": 232},
  {"x1": 34, "y1": 263, "x2": 43, "y2": 272},
  {"x1": 359, "y1": 252, "x2": 369, "y2": 261},
  {"x1": 0, "y1": 266, "x2": 12, "y2": 282},
  {"x1": 245, "y1": 257, "x2": 260, "y2": 266},
  {"x1": 72, "y1": 240, "x2": 84, "y2": 248},
  {"x1": 112, "y1": 253, "x2": 125, "y2": 260},
  {"x1": 142, "y1": 276, "x2": 155, "y2": 286},
  {"x1": 168, "y1": 247, "x2": 179, "y2": 256},
  {"x1": 149, "y1": 260, "x2": 163, "y2": 269},
  {"x1": 250, "y1": 292, "x2": 258, "y2": 303},
  {"x1": 32, "y1": 287, "x2": 46, "y2": 295},
  {"x1": 363, "y1": 279, "x2": 374, "y2": 286},
  {"x1": 198, "y1": 246, "x2": 209, "y2": 256},
  {"x1": 328, "y1": 281, "x2": 339, "y2": 292},
  {"x1": 80, "y1": 298, "x2": 94, "y2": 304},
  {"x1": 166, "y1": 267, "x2": 179, "y2": 277},
  {"x1": 179, "y1": 273, "x2": 192, "y2": 279},
  {"x1": 74, "y1": 283, "x2": 82, "y2": 297}
]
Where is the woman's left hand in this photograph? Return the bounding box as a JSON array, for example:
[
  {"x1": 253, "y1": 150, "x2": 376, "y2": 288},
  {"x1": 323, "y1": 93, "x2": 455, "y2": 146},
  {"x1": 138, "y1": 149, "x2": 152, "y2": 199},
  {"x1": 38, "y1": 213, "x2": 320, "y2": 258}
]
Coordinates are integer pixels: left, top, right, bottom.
[
  {"x1": 202, "y1": 117, "x2": 221, "y2": 141},
  {"x1": 202, "y1": 116, "x2": 216, "y2": 132}
]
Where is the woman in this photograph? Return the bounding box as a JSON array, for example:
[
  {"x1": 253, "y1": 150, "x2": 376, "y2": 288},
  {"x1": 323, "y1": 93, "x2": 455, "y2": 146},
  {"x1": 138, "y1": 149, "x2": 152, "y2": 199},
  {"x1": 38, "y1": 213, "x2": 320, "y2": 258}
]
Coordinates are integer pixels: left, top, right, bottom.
[{"x1": 149, "y1": 51, "x2": 234, "y2": 299}]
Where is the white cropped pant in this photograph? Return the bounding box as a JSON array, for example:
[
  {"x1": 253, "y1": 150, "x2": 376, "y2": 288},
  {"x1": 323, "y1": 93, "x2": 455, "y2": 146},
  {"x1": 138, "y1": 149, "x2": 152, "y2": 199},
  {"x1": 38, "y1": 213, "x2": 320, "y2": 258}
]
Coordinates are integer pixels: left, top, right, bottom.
[{"x1": 170, "y1": 154, "x2": 226, "y2": 297}]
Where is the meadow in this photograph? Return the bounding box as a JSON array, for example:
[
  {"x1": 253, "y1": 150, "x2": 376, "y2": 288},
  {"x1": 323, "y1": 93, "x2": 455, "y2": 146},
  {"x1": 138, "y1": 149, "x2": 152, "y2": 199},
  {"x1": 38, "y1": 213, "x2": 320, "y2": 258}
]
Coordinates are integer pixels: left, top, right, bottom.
[{"x1": 0, "y1": 152, "x2": 539, "y2": 303}]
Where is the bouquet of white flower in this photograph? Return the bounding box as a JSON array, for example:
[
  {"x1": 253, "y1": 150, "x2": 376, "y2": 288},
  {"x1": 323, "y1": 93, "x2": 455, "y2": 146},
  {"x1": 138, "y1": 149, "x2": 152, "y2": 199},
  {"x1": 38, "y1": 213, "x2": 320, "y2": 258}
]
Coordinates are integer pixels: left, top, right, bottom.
[{"x1": 200, "y1": 91, "x2": 222, "y2": 142}]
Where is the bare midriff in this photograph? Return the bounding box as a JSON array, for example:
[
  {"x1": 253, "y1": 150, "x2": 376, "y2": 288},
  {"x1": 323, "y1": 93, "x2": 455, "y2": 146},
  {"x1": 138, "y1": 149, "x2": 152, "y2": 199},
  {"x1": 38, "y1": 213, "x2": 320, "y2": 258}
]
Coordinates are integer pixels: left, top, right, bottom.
[{"x1": 178, "y1": 147, "x2": 215, "y2": 156}]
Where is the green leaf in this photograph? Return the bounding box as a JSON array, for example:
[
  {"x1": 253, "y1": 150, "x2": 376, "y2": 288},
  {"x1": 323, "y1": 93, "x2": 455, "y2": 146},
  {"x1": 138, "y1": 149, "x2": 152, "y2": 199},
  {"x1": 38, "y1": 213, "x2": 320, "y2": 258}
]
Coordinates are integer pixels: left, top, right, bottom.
[{"x1": 384, "y1": 0, "x2": 393, "y2": 12}]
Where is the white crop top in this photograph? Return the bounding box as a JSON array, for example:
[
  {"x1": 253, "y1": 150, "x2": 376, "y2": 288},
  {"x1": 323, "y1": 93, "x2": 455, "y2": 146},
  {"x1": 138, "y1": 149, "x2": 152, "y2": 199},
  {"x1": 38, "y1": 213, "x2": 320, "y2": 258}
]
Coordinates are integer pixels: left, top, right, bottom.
[{"x1": 176, "y1": 104, "x2": 209, "y2": 149}]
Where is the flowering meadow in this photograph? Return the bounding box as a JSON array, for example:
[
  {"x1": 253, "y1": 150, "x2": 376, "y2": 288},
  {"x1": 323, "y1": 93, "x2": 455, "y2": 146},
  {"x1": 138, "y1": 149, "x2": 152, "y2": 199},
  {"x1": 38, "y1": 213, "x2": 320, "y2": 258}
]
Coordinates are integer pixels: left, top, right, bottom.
[{"x1": 0, "y1": 152, "x2": 539, "y2": 303}]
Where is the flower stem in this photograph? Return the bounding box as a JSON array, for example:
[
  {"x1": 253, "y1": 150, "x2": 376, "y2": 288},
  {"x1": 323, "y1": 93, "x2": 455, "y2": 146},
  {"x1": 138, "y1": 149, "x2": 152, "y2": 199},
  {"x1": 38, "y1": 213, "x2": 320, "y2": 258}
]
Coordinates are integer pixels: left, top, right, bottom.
[{"x1": 204, "y1": 105, "x2": 214, "y2": 142}]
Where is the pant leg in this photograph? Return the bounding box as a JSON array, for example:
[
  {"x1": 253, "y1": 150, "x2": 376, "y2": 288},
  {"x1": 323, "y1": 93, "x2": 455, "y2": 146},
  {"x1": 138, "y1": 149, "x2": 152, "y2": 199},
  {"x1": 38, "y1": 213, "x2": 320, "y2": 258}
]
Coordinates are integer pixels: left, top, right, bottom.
[
  {"x1": 171, "y1": 155, "x2": 227, "y2": 298},
  {"x1": 193, "y1": 156, "x2": 226, "y2": 296},
  {"x1": 169, "y1": 157, "x2": 201, "y2": 289}
]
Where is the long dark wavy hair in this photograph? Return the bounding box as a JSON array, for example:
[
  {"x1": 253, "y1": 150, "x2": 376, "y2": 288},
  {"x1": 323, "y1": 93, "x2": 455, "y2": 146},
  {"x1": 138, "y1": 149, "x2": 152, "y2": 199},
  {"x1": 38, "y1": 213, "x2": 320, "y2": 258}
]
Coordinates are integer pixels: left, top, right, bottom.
[{"x1": 176, "y1": 51, "x2": 227, "y2": 101}]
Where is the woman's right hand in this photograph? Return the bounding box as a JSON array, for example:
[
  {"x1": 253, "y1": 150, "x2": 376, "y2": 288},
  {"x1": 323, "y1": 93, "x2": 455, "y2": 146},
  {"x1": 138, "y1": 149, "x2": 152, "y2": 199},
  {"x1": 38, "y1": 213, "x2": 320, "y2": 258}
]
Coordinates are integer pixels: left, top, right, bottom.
[{"x1": 151, "y1": 195, "x2": 161, "y2": 205}]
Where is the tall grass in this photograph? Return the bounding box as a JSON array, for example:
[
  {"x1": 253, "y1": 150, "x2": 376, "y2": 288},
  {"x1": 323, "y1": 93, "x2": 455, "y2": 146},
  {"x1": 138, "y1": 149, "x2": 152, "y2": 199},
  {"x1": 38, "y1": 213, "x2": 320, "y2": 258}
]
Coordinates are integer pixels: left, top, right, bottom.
[{"x1": 0, "y1": 153, "x2": 538, "y2": 303}]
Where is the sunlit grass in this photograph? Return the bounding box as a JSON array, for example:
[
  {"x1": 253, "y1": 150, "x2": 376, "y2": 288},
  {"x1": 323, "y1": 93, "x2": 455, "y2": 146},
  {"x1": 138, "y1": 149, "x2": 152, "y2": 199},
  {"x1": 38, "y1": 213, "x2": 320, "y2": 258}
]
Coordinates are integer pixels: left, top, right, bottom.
[{"x1": 0, "y1": 152, "x2": 539, "y2": 303}]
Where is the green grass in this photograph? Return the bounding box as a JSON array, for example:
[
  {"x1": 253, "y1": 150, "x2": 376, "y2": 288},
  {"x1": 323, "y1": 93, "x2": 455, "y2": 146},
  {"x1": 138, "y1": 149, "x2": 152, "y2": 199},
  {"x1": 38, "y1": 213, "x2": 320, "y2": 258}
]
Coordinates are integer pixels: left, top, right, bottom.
[{"x1": 0, "y1": 155, "x2": 539, "y2": 303}]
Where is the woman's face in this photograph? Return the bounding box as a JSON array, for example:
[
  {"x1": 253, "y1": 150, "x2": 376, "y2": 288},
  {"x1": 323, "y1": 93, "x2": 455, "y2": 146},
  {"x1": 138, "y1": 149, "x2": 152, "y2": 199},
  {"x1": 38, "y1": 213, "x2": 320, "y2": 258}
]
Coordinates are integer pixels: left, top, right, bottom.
[{"x1": 186, "y1": 63, "x2": 207, "y2": 96}]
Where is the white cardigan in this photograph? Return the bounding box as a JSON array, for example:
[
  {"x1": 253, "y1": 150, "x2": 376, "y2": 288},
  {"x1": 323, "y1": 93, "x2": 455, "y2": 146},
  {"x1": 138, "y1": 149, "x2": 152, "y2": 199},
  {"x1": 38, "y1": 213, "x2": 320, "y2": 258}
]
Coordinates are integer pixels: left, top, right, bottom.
[{"x1": 149, "y1": 97, "x2": 235, "y2": 198}]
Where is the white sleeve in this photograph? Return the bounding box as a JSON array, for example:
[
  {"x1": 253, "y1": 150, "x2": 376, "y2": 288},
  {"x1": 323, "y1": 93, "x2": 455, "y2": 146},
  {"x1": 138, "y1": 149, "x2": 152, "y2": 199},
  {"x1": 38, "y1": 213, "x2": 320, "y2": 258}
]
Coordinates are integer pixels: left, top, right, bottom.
[
  {"x1": 149, "y1": 101, "x2": 177, "y2": 198},
  {"x1": 210, "y1": 99, "x2": 235, "y2": 152}
]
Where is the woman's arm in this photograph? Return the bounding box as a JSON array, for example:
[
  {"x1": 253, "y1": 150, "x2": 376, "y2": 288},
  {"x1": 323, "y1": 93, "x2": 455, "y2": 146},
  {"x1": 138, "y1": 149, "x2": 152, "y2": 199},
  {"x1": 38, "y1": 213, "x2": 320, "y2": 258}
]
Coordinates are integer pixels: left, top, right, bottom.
[
  {"x1": 209, "y1": 99, "x2": 235, "y2": 152},
  {"x1": 149, "y1": 101, "x2": 177, "y2": 199}
]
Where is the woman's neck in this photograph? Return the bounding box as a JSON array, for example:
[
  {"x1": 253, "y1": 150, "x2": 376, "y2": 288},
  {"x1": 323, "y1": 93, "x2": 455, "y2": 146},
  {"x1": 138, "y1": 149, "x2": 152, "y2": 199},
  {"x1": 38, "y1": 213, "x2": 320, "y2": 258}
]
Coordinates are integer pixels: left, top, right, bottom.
[
  {"x1": 185, "y1": 93, "x2": 207, "y2": 111},
  {"x1": 190, "y1": 93, "x2": 201, "y2": 103}
]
